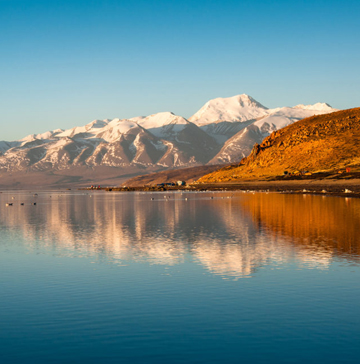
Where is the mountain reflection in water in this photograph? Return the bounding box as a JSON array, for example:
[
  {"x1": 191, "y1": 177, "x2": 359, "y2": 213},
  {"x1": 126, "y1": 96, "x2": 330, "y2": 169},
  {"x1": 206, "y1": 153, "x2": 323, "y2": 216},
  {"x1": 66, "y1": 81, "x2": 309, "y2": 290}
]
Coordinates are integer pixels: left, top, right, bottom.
[{"x1": 1, "y1": 191, "x2": 359, "y2": 278}]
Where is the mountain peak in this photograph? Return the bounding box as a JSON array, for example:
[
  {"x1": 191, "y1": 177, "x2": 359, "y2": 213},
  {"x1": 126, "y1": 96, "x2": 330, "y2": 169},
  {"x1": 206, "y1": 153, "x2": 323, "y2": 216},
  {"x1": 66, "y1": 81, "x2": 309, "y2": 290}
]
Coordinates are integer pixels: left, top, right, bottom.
[
  {"x1": 86, "y1": 119, "x2": 108, "y2": 130},
  {"x1": 233, "y1": 94, "x2": 267, "y2": 109},
  {"x1": 188, "y1": 94, "x2": 269, "y2": 125},
  {"x1": 135, "y1": 111, "x2": 188, "y2": 130}
]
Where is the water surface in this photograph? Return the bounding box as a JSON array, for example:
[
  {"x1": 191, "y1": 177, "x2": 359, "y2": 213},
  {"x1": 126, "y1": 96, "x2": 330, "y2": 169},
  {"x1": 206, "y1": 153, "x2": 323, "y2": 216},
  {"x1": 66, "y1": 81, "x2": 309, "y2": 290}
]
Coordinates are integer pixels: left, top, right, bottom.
[{"x1": 1, "y1": 190, "x2": 359, "y2": 363}]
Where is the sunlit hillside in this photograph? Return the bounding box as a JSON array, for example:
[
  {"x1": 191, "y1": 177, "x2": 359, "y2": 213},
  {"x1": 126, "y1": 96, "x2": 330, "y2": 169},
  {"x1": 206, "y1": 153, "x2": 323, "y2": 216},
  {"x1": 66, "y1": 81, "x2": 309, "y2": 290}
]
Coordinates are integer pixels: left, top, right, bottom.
[{"x1": 199, "y1": 107, "x2": 360, "y2": 182}]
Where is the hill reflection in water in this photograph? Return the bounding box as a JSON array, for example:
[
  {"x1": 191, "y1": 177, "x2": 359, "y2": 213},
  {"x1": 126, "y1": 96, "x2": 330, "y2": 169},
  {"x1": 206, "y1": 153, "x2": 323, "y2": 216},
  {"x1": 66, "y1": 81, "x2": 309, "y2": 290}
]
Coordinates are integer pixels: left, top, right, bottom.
[
  {"x1": 241, "y1": 193, "x2": 360, "y2": 258},
  {"x1": 1, "y1": 191, "x2": 359, "y2": 278}
]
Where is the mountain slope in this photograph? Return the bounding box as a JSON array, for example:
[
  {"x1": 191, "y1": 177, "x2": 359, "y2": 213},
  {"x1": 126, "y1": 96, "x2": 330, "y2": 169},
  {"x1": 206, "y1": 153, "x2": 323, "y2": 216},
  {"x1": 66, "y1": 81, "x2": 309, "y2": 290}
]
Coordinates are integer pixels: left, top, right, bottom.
[
  {"x1": 198, "y1": 107, "x2": 360, "y2": 182},
  {"x1": 208, "y1": 125, "x2": 264, "y2": 164},
  {"x1": 206, "y1": 103, "x2": 338, "y2": 163}
]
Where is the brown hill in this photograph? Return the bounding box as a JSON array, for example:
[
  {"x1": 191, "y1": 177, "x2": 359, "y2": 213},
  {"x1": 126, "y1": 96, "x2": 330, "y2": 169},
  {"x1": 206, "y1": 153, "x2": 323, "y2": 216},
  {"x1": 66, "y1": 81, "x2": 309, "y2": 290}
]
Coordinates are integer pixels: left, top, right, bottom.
[{"x1": 198, "y1": 107, "x2": 360, "y2": 183}]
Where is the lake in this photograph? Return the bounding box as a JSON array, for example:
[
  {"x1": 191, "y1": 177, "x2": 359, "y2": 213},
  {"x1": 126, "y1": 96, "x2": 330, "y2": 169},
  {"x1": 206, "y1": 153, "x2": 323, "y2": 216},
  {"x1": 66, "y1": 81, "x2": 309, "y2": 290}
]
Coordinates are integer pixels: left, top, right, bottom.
[{"x1": 1, "y1": 190, "x2": 359, "y2": 363}]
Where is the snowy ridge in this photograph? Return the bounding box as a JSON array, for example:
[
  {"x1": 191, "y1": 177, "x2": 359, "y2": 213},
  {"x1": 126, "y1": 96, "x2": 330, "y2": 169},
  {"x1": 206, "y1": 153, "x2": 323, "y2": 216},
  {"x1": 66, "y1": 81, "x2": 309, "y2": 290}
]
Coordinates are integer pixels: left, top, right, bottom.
[{"x1": 293, "y1": 103, "x2": 334, "y2": 112}]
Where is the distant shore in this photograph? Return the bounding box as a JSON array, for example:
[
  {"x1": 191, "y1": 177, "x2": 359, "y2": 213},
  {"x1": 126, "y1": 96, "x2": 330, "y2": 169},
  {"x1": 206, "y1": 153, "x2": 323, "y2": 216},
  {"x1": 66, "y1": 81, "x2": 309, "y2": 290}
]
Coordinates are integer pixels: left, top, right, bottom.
[
  {"x1": 2, "y1": 176, "x2": 359, "y2": 198},
  {"x1": 85, "y1": 178, "x2": 360, "y2": 198},
  {"x1": 198, "y1": 179, "x2": 360, "y2": 198}
]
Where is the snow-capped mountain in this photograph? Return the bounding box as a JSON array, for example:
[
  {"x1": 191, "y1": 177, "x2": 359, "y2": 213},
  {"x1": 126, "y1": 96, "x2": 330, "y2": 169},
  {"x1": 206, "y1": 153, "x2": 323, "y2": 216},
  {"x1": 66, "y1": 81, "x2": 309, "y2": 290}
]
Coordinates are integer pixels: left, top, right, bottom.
[
  {"x1": 189, "y1": 94, "x2": 269, "y2": 125},
  {"x1": 0, "y1": 111, "x2": 219, "y2": 174},
  {"x1": 0, "y1": 95, "x2": 338, "y2": 186},
  {"x1": 189, "y1": 96, "x2": 337, "y2": 163}
]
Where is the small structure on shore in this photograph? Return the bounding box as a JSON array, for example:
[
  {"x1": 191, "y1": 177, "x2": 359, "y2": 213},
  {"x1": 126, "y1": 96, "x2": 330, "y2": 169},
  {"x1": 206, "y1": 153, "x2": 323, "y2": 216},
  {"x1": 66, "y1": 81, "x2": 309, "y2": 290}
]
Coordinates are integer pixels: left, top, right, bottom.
[{"x1": 89, "y1": 185, "x2": 101, "y2": 190}]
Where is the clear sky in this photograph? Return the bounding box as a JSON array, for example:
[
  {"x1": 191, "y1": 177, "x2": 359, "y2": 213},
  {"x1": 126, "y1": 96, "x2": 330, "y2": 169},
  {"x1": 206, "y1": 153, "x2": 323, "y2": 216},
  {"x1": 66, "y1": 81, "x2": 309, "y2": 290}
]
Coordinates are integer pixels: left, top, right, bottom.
[{"x1": 1, "y1": 0, "x2": 359, "y2": 141}]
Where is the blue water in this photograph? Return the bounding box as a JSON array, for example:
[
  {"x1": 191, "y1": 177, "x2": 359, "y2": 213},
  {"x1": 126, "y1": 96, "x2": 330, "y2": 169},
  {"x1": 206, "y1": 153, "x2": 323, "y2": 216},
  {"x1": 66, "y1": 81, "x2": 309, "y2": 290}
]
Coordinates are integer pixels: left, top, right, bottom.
[{"x1": 0, "y1": 190, "x2": 359, "y2": 363}]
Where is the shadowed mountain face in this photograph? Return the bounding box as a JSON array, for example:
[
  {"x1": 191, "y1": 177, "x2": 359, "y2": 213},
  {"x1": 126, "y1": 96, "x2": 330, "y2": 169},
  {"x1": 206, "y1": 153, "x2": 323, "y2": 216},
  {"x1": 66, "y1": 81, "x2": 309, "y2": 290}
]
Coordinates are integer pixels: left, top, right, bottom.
[
  {"x1": 0, "y1": 95, "x2": 337, "y2": 187},
  {"x1": 199, "y1": 107, "x2": 360, "y2": 182},
  {"x1": 1, "y1": 191, "x2": 359, "y2": 278}
]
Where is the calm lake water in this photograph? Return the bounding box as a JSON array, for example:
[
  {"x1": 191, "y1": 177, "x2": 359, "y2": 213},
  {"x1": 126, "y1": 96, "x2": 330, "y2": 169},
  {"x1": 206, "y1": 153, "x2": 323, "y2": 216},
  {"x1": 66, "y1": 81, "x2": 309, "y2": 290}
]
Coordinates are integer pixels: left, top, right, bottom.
[{"x1": 1, "y1": 190, "x2": 360, "y2": 363}]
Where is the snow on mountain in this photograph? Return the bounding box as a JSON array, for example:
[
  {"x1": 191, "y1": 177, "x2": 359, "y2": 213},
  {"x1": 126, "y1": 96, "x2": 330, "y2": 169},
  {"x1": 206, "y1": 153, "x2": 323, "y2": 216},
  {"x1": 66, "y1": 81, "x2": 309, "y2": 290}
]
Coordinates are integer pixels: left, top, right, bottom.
[
  {"x1": 208, "y1": 125, "x2": 264, "y2": 164},
  {"x1": 293, "y1": 102, "x2": 334, "y2": 112},
  {"x1": 199, "y1": 121, "x2": 254, "y2": 145},
  {"x1": 0, "y1": 111, "x2": 218, "y2": 172},
  {"x1": 189, "y1": 96, "x2": 338, "y2": 163},
  {"x1": 0, "y1": 140, "x2": 21, "y2": 153},
  {"x1": 94, "y1": 119, "x2": 139, "y2": 143},
  {"x1": 189, "y1": 94, "x2": 269, "y2": 125},
  {"x1": 19, "y1": 129, "x2": 64, "y2": 146},
  {"x1": 52, "y1": 113, "x2": 191, "y2": 143},
  {"x1": 0, "y1": 94, "x2": 339, "y2": 184},
  {"x1": 253, "y1": 105, "x2": 339, "y2": 135},
  {"x1": 134, "y1": 112, "x2": 190, "y2": 139},
  {"x1": 56, "y1": 120, "x2": 108, "y2": 139},
  {"x1": 134, "y1": 112, "x2": 187, "y2": 128}
]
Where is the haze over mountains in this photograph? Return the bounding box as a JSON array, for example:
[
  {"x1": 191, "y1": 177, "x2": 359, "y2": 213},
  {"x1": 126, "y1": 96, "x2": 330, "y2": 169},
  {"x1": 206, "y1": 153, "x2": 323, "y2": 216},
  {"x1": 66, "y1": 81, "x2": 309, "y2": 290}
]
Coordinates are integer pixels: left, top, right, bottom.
[{"x1": 0, "y1": 94, "x2": 337, "y2": 187}]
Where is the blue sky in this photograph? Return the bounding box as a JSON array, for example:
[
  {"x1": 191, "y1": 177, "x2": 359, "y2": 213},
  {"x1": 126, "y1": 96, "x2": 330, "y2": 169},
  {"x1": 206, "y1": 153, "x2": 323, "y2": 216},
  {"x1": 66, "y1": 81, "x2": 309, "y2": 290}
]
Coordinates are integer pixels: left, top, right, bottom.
[{"x1": 1, "y1": 0, "x2": 359, "y2": 140}]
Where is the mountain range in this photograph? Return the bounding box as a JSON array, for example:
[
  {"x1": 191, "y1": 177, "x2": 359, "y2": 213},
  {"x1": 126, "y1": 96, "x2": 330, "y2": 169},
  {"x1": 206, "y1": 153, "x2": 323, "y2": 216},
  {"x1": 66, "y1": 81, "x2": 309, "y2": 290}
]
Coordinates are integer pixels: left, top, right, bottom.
[{"x1": 0, "y1": 94, "x2": 337, "y2": 187}]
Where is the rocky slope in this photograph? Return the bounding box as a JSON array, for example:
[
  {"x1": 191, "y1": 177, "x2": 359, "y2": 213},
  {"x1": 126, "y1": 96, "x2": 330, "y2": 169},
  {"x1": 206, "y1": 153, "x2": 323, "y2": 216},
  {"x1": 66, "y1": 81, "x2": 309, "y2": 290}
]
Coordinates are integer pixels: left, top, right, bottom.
[{"x1": 198, "y1": 107, "x2": 360, "y2": 183}]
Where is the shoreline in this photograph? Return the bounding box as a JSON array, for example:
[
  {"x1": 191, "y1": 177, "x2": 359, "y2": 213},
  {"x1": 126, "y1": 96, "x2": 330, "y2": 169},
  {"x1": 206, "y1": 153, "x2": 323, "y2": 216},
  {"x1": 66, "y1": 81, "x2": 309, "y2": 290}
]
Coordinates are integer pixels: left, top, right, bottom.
[
  {"x1": 92, "y1": 178, "x2": 360, "y2": 198},
  {"x1": 2, "y1": 178, "x2": 359, "y2": 199},
  {"x1": 195, "y1": 180, "x2": 360, "y2": 198}
]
